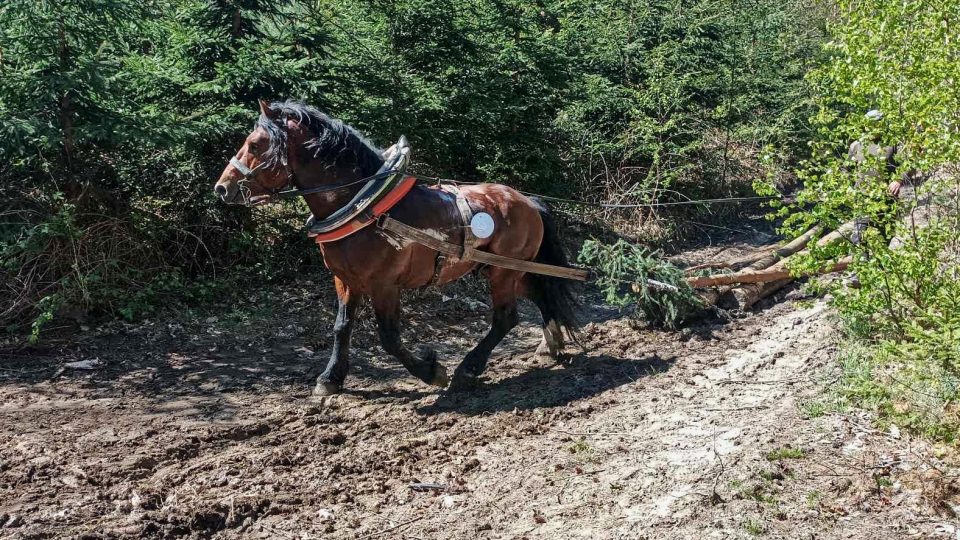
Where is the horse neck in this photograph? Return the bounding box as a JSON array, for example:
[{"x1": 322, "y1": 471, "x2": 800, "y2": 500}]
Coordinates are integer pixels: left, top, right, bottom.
[{"x1": 295, "y1": 149, "x2": 385, "y2": 220}]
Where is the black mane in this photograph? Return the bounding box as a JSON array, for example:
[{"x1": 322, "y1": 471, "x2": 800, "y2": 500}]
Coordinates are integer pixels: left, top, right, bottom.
[{"x1": 257, "y1": 100, "x2": 384, "y2": 177}]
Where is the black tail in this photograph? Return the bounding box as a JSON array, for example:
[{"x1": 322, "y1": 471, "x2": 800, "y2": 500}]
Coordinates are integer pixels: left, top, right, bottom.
[{"x1": 527, "y1": 199, "x2": 582, "y2": 345}]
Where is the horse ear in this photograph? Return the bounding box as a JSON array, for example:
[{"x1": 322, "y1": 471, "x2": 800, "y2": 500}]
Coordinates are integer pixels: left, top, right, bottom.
[{"x1": 258, "y1": 99, "x2": 277, "y2": 119}]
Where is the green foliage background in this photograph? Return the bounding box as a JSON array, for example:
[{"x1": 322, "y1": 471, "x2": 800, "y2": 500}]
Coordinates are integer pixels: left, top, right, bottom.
[
  {"x1": 0, "y1": 0, "x2": 827, "y2": 336},
  {"x1": 763, "y1": 0, "x2": 960, "y2": 441},
  {"x1": 2, "y1": 0, "x2": 957, "y2": 446}
]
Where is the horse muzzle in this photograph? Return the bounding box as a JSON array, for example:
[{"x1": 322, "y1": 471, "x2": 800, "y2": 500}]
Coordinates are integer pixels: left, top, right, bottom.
[
  {"x1": 214, "y1": 180, "x2": 274, "y2": 207},
  {"x1": 214, "y1": 180, "x2": 239, "y2": 203}
]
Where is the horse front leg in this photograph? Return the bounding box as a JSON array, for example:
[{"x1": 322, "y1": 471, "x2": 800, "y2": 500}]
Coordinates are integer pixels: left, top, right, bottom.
[
  {"x1": 314, "y1": 277, "x2": 361, "y2": 396},
  {"x1": 449, "y1": 268, "x2": 521, "y2": 391},
  {"x1": 371, "y1": 286, "x2": 449, "y2": 388}
]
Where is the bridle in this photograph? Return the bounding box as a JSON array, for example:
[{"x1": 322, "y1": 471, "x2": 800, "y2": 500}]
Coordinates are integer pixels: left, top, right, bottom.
[
  {"x1": 227, "y1": 125, "x2": 398, "y2": 206},
  {"x1": 229, "y1": 154, "x2": 400, "y2": 205},
  {"x1": 228, "y1": 156, "x2": 271, "y2": 205}
]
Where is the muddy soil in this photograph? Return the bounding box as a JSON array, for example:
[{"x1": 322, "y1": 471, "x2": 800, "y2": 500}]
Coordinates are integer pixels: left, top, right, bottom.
[{"x1": 1, "y1": 234, "x2": 958, "y2": 539}]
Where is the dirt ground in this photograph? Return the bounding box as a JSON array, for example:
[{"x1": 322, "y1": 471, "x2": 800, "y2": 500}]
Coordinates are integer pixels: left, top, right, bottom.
[{"x1": 2, "y1": 229, "x2": 959, "y2": 539}]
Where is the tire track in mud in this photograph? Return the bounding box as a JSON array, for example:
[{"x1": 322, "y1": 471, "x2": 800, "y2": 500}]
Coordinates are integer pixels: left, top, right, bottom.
[{"x1": 317, "y1": 300, "x2": 833, "y2": 539}]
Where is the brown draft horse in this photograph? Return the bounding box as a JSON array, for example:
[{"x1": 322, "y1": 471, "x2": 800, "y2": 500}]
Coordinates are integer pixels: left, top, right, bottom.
[{"x1": 214, "y1": 100, "x2": 580, "y2": 394}]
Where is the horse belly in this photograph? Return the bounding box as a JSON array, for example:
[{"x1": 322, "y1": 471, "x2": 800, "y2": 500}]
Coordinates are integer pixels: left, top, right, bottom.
[{"x1": 430, "y1": 258, "x2": 479, "y2": 288}]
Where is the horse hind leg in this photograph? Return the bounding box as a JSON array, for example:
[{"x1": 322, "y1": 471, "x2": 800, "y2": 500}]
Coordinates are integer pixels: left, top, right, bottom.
[
  {"x1": 371, "y1": 286, "x2": 449, "y2": 388},
  {"x1": 524, "y1": 271, "x2": 580, "y2": 362},
  {"x1": 535, "y1": 316, "x2": 564, "y2": 360},
  {"x1": 449, "y1": 268, "x2": 521, "y2": 390},
  {"x1": 521, "y1": 203, "x2": 581, "y2": 361}
]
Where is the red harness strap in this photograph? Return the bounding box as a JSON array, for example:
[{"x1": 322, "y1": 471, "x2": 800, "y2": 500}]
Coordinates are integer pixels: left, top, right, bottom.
[{"x1": 311, "y1": 175, "x2": 418, "y2": 244}]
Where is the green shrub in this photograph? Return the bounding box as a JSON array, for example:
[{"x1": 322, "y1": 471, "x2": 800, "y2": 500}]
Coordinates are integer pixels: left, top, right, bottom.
[
  {"x1": 836, "y1": 340, "x2": 960, "y2": 443},
  {"x1": 765, "y1": 0, "x2": 960, "y2": 442},
  {"x1": 578, "y1": 238, "x2": 702, "y2": 329}
]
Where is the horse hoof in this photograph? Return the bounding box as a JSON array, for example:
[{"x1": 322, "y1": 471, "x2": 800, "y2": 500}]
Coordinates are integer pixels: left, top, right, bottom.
[
  {"x1": 534, "y1": 342, "x2": 555, "y2": 361},
  {"x1": 429, "y1": 363, "x2": 450, "y2": 388},
  {"x1": 313, "y1": 381, "x2": 342, "y2": 397},
  {"x1": 448, "y1": 373, "x2": 480, "y2": 392}
]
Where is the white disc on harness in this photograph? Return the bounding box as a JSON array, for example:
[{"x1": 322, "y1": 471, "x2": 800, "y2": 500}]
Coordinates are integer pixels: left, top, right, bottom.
[{"x1": 470, "y1": 212, "x2": 495, "y2": 239}]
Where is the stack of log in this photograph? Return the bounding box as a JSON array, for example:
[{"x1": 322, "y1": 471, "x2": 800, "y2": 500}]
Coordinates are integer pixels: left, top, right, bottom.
[{"x1": 684, "y1": 220, "x2": 855, "y2": 310}]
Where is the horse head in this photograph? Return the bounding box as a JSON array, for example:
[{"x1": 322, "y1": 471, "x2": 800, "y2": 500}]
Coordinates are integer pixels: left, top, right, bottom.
[
  {"x1": 214, "y1": 100, "x2": 384, "y2": 208},
  {"x1": 214, "y1": 100, "x2": 295, "y2": 206}
]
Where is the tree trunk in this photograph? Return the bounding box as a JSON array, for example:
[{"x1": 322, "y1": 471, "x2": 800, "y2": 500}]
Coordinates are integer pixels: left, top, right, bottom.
[
  {"x1": 712, "y1": 225, "x2": 825, "y2": 309},
  {"x1": 742, "y1": 225, "x2": 823, "y2": 271},
  {"x1": 58, "y1": 21, "x2": 79, "y2": 198},
  {"x1": 719, "y1": 279, "x2": 793, "y2": 310},
  {"x1": 687, "y1": 258, "x2": 851, "y2": 288}
]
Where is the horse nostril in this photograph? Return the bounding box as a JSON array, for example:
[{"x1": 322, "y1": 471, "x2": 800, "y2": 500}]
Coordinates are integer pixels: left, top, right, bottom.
[{"x1": 215, "y1": 184, "x2": 228, "y2": 197}]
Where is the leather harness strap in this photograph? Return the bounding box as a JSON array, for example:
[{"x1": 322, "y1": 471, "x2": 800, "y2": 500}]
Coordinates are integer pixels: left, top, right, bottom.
[
  {"x1": 428, "y1": 251, "x2": 447, "y2": 287},
  {"x1": 453, "y1": 189, "x2": 478, "y2": 260},
  {"x1": 427, "y1": 184, "x2": 477, "y2": 286}
]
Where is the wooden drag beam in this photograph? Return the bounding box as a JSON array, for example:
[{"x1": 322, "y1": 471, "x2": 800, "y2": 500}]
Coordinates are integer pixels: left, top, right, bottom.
[{"x1": 379, "y1": 216, "x2": 590, "y2": 281}]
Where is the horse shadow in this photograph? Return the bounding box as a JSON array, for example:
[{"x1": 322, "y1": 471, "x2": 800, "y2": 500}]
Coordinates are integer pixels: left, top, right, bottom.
[
  {"x1": 0, "y1": 297, "x2": 679, "y2": 423},
  {"x1": 416, "y1": 351, "x2": 674, "y2": 416}
]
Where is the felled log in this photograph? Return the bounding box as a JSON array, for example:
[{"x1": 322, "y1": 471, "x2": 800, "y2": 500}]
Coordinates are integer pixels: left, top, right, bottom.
[
  {"x1": 717, "y1": 225, "x2": 823, "y2": 309},
  {"x1": 685, "y1": 224, "x2": 821, "y2": 304},
  {"x1": 694, "y1": 287, "x2": 723, "y2": 307},
  {"x1": 687, "y1": 258, "x2": 850, "y2": 288},
  {"x1": 742, "y1": 225, "x2": 823, "y2": 271},
  {"x1": 684, "y1": 262, "x2": 733, "y2": 274},
  {"x1": 725, "y1": 184, "x2": 950, "y2": 306},
  {"x1": 684, "y1": 249, "x2": 775, "y2": 275},
  {"x1": 806, "y1": 220, "x2": 855, "y2": 250},
  {"x1": 690, "y1": 219, "x2": 858, "y2": 289},
  {"x1": 719, "y1": 279, "x2": 792, "y2": 310}
]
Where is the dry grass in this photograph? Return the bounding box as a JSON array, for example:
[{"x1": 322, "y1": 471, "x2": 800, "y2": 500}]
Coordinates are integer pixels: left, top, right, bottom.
[{"x1": 1, "y1": 209, "x2": 210, "y2": 332}]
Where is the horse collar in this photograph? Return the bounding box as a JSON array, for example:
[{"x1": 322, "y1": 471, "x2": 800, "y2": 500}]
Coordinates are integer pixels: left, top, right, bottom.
[{"x1": 306, "y1": 136, "x2": 415, "y2": 243}]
